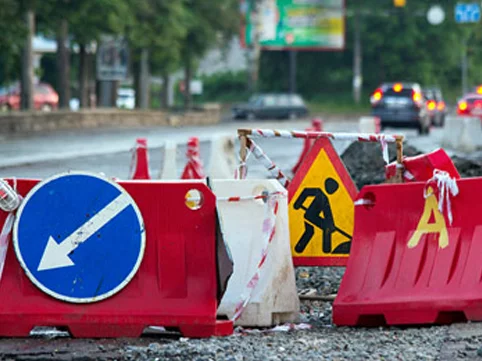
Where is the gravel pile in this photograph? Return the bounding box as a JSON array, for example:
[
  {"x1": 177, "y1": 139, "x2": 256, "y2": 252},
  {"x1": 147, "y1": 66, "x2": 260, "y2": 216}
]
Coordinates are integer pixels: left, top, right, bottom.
[
  {"x1": 452, "y1": 156, "x2": 482, "y2": 177},
  {"x1": 341, "y1": 142, "x2": 421, "y2": 189},
  {"x1": 119, "y1": 326, "x2": 448, "y2": 361}
]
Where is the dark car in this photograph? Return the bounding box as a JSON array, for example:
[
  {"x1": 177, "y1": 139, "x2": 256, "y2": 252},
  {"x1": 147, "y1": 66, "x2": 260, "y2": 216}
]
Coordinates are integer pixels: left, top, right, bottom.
[
  {"x1": 370, "y1": 82, "x2": 430, "y2": 135},
  {"x1": 423, "y1": 87, "x2": 446, "y2": 127},
  {"x1": 232, "y1": 93, "x2": 309, "y2": 120}
]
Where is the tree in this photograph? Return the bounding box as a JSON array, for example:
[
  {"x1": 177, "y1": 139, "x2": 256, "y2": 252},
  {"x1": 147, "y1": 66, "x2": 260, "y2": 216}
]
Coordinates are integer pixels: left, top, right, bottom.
[
  {"x1": 180, "y1": 0, "x2": 239, "y2": 109},
  {"x1": 126, "y1": 0, "x2": 188, "y2": 109},
  {"x1": 20, "y1": 0, "x2": 35, "y2": 110},
  {"x1": 69, "y1": 0, "x2": 131, "y2": 107},
  {"x1": 0, "y1": 0, "x2": 26, "y2": 86},
  {"x1": 37, "y1": 0, "x2": 72, "y2": 109}
]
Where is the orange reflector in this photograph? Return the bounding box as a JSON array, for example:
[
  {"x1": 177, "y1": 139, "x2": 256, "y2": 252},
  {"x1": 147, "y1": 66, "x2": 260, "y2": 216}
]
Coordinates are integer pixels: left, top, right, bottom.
[{"x1": 393, "y1": 83, "x2": 403, "y2": 92}]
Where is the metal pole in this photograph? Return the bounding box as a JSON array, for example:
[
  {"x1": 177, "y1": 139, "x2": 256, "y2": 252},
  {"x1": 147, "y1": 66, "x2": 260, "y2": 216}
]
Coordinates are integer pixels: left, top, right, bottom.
[
  {"x1": 289, "y1": 50, "x2": 297, "y2": 94},
  {"x1": 462, "y1": 37, "x2": 468, "y2": 95},
  {"x1": 21, "y1": 9, "x2": 34, "y2": 110},
  {"x1": 353, "y1": 4, "x2": 362, "y2": 104}
]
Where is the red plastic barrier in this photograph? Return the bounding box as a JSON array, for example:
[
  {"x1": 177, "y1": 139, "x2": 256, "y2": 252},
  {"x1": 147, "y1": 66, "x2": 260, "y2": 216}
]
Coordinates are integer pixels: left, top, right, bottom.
[
  {"x1": 385, "y1": 148, "x2": 460, "y2": 182},
  {"x1": 130, "y1": 138, "x2": 151, "y2": 180},
  {"x1": 181, "y1": 137, "x2": 205, "y2": 180},
  {"x1": 292, "y1": 118, "x2": 324, "y2": 175},
  {"x1": 334, "y1": 177, "x2": 482, "y2": 327},
  {"x1": 0, "y1": 179, "x2": 231, "y2": 338}
]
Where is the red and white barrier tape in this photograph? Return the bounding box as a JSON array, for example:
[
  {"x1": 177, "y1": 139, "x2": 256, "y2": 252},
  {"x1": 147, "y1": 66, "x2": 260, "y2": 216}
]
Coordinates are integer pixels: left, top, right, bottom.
[
  {"x1": 248, "y1": 140, "x2": 290, "y2": 188},
  {"x1": 424, "y1": 169, "x2": 459, "y2": 225},
  {"x1": 0, "y1": 179, "x2": 22, "y2": 281},
  {"x1": 231, "y1": 192, "x2": 281, "y2": 321},
  {"x1": 247, "y1": 129, "x2": 398, "y2": 164},
  {"x1": 186, "y1": 191, "x2": 287, "y2": 203},
  {"x1": 217, "y1": 191, "x2": 286, "y2": 203},
  {"x1": 248, "y1": 129, "x2": 399, "y2": 143}
]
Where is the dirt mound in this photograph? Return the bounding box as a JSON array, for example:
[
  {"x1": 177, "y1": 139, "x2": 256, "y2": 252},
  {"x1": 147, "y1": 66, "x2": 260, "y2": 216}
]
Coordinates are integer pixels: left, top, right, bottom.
[
  {"x1": 341, "y1": 142, "x2": 421, "y2": 189},
  {"x1": 452, "y1": 156, "x2": 482, "y2": 178}
]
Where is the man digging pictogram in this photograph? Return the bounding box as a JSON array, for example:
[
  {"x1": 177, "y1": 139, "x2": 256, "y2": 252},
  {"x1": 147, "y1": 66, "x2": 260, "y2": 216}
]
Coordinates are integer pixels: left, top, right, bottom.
[{"x1": 293, "y1": 178, "x2": 352, "y2": 255}]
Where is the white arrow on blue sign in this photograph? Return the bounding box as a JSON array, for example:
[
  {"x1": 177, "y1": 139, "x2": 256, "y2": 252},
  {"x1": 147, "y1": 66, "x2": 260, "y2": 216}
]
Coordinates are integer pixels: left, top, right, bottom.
[
  {"x1": 455, "y1": 3, "x2": 481, "y2": 23},
  {"x1": 13, "y1": 172, "x2": 146, "y2": 303}
]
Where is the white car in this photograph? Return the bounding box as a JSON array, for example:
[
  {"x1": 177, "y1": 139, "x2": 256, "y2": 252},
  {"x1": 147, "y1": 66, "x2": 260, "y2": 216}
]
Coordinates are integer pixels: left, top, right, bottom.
[{"x1": 117, "y1": 88, "x2": 135, "y2": 109}]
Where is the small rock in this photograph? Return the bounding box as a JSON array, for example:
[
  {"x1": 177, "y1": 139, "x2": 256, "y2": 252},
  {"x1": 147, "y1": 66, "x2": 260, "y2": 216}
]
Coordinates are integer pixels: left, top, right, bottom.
[
  {"x1": 148, "y1": 342, "x2": 162, "y2": 353},
  {"x1": 477, "y1": 345, "x2": 482, "y2": 357}
]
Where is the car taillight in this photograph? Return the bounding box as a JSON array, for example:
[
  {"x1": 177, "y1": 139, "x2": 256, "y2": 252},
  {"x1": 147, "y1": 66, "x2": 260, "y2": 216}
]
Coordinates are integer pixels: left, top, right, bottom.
[
  {"x1": 458, "y1": 101, "x2": 468, "y2": 113},
  {"x1": 477, "y1": 86, "x2": 482, "y2": 95},
  {"x1": 370, "y1": 88, "x2": 383, "y2": 104},
  {"x1": 393, "y1": 83, "x2": 403, "y2": 92},
  {"x1": 412, "y1": 91, "x2": 422, "y2": 105},
  {"x1": 437, "y1": 101, "x2": 445, "y2": 111},
  {"x1": 427, "y1": 100, "x2": 436, "y2": 110}
]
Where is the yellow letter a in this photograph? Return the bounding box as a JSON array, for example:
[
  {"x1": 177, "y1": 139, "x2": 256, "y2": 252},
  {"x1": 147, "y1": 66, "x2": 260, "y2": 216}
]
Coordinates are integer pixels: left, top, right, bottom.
[{"x1": 407, "y1": 187, "x2": 449, "y2": 249}]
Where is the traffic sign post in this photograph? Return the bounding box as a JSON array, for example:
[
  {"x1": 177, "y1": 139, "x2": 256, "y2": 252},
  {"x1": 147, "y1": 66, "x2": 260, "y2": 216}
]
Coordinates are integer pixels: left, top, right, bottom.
[
  {"x1": 13, "y1": 172, "x2": 145, "y2": 303},
  {"x1": 454, "y1": 3, "x2": 479, "y2": 94},
  {"x1": 455, "y1": 3, "x2": 480, "y2": 23}
]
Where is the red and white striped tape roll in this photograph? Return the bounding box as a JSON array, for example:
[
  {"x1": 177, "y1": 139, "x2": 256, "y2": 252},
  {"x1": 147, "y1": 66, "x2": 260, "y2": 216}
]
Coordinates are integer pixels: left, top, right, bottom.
[{"x1": 231, "y1": 193, "x2": 281, "y2": 322}]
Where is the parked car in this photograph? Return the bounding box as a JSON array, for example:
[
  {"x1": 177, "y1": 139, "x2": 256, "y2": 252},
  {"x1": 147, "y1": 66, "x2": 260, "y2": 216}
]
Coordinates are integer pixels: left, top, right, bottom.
[
  {"x1": 232, "y1": 93, "x2": 309, "y2": 120},
  {"x1": 422, "y1": 86, "x2": 446, "y2": 127},
  {"x1": 370, "y1": 82, "x2": 430, "y2": 135},
  {"x1": 456, "y1": 92, "x2": 482, "y2": 120},
  {"x1": 0, "y1": 83, "x2": 59, "y2": 111},
  {"x1": 116, "y1": 88, "x2": 135, "y2": 110}
]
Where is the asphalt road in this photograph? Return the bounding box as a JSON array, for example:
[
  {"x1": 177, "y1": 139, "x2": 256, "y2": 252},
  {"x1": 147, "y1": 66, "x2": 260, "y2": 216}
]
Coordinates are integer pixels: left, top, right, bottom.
[{"x1": 0, "y1": 118, "x2": 442, "y2": 180}]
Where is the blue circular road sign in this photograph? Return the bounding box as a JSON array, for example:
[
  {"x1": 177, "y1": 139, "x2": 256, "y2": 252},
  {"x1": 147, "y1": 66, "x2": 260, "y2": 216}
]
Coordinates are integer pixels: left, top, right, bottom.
[{"x1": 13, "y1": 172, "x2": 146, "y2": 303}]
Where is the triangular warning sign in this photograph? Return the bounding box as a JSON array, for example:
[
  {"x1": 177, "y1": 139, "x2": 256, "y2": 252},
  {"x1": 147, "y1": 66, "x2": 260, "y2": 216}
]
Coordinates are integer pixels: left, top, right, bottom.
[{"x1": 287, "y1": 138, "x2": 358, "y2": 267}]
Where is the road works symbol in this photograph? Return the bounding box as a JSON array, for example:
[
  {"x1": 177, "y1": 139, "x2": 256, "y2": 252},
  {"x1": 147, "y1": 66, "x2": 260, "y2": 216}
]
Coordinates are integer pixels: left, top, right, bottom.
[
  {"x1": 13, "y1": 172, "x2": 145, "y2": 303},
  {"x1": 288, "y1": 138, "x2": 358, "y2": 266}
]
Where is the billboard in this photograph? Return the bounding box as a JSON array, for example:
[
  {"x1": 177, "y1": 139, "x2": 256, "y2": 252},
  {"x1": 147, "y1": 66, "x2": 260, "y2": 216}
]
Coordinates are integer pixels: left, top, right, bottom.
[
  {"x1": 96, "y1": 37, "x2": 129, "y2": 81},
  {"x1": 241, "y1": 0, "x2": 345, "y2": 50}
]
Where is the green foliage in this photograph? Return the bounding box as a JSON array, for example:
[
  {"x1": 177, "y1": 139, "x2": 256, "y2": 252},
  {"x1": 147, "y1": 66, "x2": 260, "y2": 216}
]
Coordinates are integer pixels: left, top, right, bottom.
[
  {"x1": 0, "y1": 0, "x2": 25, "y2": 84},
  {"x1": 197, "y1": 71, "x2": 250, "y2": 102}
]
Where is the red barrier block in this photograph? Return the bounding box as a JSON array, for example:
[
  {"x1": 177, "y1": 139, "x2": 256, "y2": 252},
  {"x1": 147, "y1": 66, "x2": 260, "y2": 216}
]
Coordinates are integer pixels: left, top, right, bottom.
[
  {"x1": 130, "y1": 138, "x2": 151, "y2": 180},
  {"x1": 0, "y1": 179, "x2": 231, "y2": 338},
  {"x1": 385, "y1": 148, "x2": 460, "y2": 182},
  {"x1": 333, "y1": 177, "x2": 482, "y2": 327}
]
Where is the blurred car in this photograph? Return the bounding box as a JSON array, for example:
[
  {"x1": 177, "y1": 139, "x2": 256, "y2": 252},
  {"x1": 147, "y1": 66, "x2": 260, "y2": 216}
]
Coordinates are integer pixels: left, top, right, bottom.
[
  {"x1": 456, "y1": 92, "x2": 482, "y2": 119},
  {"x1": 116, "y1": 88, "x2": 135, "y2": 109},
  {"x1": 232, "y1": 93, "x2": 309, "y2": 120},
  {"x1": 370, "y1": 82, "x2": 430, "y2": 135},
  {"x1": 0, "y1": 83, "x2": 59, "y2": 111},
  {"x1": 423, "y1": 87, "x2": 446, "y2": 127}
]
